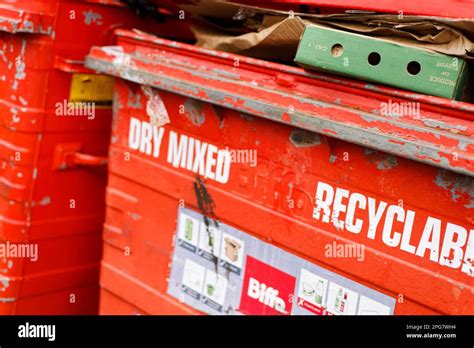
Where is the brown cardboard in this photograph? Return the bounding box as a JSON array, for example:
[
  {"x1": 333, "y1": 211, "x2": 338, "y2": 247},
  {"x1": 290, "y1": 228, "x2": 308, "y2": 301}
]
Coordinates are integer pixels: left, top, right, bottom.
[
  {"x1": 184, "y1": 1, "x2": 474, "y2": 60},
  {"x1": 191, "y1": 16, "x2": 307, "y2": 61}
]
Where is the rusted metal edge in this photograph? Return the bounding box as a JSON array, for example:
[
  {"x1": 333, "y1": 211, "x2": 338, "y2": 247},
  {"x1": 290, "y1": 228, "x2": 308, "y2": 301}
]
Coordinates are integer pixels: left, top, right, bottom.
[
  {"x1": 0, "y1": 5, "x2": 54, "y2": 35},
  {"x1": 85, "y1": 46, "x2": 474, "y2": 177}
]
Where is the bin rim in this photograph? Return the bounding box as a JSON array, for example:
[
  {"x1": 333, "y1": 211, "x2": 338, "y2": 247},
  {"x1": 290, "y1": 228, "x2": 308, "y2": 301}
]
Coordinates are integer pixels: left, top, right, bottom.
[
  {"x1": 85, "y1": 29, "x2": 474, "y2": 177},
  {"x1": 0, "y1": 3, "x2": 54, "y2": 34}
]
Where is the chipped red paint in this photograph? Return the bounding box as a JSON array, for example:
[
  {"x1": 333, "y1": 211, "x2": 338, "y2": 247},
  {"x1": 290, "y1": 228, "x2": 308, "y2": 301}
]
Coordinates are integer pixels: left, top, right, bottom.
[
  {"x1": 86, "y1": 29, "x2": 474, "y2": 177},
  {"x1": 0, "y1": 1, "x2": 190, "y2": 315},
  {"x1": 0, "y1": 2, "x2": 55, "y2": 34},
  {"x1": 98, "y1": 78, "x2": 473, "y2": 315},
  {"x1": 85, "y1": 28, "x2": 473, "y2": 315}
]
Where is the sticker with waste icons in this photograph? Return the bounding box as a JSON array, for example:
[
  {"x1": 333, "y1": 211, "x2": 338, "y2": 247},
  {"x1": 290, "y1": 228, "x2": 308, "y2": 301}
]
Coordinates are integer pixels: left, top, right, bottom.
[{"x1": 167, "y1": 208, "x2": 396, "y2": 315}]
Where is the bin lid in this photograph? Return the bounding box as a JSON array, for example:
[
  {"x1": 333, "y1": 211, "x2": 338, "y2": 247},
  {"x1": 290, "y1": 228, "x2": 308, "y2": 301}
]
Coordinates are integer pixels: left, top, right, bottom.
[
  {"x1": 85, "y1": 29, "x2": 474, "y2": 177},
  {"x1": 0, "y1": 3, "x2": 54, "y2": 34}
]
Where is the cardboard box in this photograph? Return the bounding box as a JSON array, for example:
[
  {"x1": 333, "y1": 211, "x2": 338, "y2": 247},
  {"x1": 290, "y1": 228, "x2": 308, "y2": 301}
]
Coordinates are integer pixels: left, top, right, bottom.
[{"x1": 295, "y1": 25, "x2": 469, "y2": 100}]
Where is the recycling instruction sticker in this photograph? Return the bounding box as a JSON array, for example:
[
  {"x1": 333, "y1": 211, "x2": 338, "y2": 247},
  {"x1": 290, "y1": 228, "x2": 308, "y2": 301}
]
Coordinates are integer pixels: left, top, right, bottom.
[{"x1": 167, "y1": 208, "x2": 396, "y2": 315}]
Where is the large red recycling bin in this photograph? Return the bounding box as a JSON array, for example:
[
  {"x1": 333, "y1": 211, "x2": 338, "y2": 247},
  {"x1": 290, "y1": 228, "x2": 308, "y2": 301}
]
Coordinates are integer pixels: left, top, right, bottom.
[
  {"x1": 0, "y1": 0, "x2": 190, "y2": 314},
  {"x1": 85, "y1": 29, "x2": 473, "y2": 315}
]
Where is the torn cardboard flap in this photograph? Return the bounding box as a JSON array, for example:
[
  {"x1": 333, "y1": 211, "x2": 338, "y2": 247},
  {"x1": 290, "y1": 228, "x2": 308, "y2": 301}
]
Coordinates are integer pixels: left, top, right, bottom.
[
  {"x1": 192, "y1": 16, "x2": 307, "y2": 61},
  {"x1": 181, "y1": 1, "x2": 474, "y2": 37}
]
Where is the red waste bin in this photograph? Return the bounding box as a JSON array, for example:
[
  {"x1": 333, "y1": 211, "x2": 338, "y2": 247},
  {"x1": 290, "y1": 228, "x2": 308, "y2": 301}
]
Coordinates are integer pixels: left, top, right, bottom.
[
  {"x1": 86, "y1": 29, "x2": 473, "y2": 315},
  {"x1": 0, "y1": 0, "x2": 190, "y2": 314}
]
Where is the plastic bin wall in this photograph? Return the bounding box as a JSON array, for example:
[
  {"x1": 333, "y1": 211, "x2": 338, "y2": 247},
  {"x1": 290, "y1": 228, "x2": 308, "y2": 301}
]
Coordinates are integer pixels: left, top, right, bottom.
[
  {"x1": 86, "y1": 30, "x2": 474, "y2": 315},
  {"x1": 0, "y1": 0, "x2": 190, "y2": 314}
]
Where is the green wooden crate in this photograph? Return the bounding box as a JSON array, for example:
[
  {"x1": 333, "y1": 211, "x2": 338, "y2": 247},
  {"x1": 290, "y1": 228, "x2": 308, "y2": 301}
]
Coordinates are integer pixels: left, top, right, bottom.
[{"x1": 295, "y1": 25, "x2": 469, "y2": 100}]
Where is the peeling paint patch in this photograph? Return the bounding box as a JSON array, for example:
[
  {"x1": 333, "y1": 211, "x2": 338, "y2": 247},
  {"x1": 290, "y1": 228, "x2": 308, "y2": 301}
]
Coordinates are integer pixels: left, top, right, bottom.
[
  {"x1": 10, "y1": 107, "x2": 19, "y2": 123},
  {"x1": 0, "y1": 297, "x2": 15, "y2": 303},
  {"x1": 434, "y1": 170, "x2": 474, "y2": 209},
  {"x1": 18, "y1": 97, "x2": 28, "y2": 106},
  {"x1": 142, "y1": 86, "x2": 170, "y2": 127},
  {"x1": 422, "y1": 118, "x2": 467, "y2": 132},
  {"x1": 83, "y1": 10, "x2": 103, "y2": 26},
  {"x1": 0, "y1": 43, "x2": 7, "y2": 63},
  {"x1": 365, "y1": 148, "x2": 399, "y2": 170},
  {"x1": 15, "y1": 40, "x2": 26, "y2": 81},
  {"x1": 102, "y1": 46, "x2": 137, "y2": 80},
  {"x1": 211, "y1": 68, "x2": 241, "y2": 79},
  {"x1": 12, "y1": 39, "x2": 27, "y2": 91},
  {"x1": 112, "y1": 90, "x2": 123, "y2": 133},
  {"x1": 127, "y1": 90, "x2": 142, "y2": 109},
  {"x1": 359, "y1": 114, "x2": 377, "y2": 123},
  {"x1": 289, "y1": 129, "x2": 322, "y2": 147},
  {"x1": 184, "y1": 98, "x2": 205, "y2": 127},
  {"x1": 23, "y1": 20, "x2": 34, "y2": 32},
  {"x1": 129, "y1": 212, "x2": 141, "y2": 221},
  {"x1": 0, "y1": 276, "x2": 10, "y2": 291},
  {"x1": 38, "y1": 196, "x2": 51, "y2": 206}
]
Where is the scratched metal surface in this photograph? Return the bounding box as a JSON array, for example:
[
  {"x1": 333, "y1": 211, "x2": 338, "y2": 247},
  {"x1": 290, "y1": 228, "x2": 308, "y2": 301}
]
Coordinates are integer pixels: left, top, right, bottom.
[
  {"x1": 85, "y1": 29, "x2": 474, "y2": 177},
  {"x1": 99, "y1": 77, "x2": 473, "y2": 315}
]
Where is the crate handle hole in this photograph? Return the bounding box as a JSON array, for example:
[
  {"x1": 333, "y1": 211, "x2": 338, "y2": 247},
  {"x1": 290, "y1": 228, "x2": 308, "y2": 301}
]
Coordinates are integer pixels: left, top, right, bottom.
[
  {"x1": 407, "y1": 61, "x2": 421, "y2": 75},
  {"x1": 331, "y1": 44, "x2": 344, "y2": 57},
  {"x1": 368, "y1": 52, "x2": 381, "y2": 66}
]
